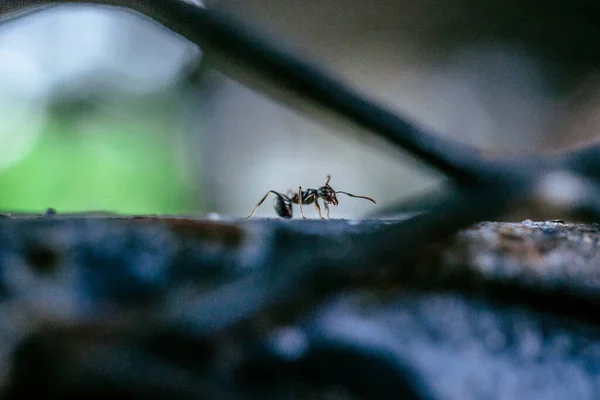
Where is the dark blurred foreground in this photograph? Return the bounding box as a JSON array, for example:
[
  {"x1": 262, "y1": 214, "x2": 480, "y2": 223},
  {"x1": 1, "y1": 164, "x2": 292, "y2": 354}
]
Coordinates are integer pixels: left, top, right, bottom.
[{"x1": 1, "y1": 215, "x2": 599, "y2": 399}]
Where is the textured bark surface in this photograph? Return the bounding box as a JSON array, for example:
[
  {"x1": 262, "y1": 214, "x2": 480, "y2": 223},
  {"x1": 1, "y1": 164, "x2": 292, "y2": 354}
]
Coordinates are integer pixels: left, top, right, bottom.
[{"x1": 0, "y1": 214, "x2": 599, "y2": 399}]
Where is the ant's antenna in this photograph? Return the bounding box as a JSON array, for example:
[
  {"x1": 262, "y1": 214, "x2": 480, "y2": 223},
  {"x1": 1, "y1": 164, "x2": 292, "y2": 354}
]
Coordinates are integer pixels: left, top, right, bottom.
[{"x1": 336, "y1": 191, "x2": 376, "y2": 204}]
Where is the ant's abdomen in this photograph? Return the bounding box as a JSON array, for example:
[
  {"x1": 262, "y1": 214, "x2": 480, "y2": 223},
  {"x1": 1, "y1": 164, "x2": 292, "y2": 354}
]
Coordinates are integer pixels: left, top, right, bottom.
[{"x1": 274, "y1": 197, "x2": 293, "y2": 219}]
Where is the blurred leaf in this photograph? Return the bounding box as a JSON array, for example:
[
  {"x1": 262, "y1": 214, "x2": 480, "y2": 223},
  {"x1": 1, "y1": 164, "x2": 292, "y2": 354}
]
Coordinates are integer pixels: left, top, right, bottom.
[{"x1": 0, "y1": 115, "x2": 198, "y2": 214}]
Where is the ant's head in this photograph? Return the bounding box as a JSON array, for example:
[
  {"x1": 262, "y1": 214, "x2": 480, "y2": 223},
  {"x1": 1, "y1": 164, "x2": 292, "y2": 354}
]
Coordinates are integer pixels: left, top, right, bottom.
[
  {"x1": 317, "y1": 185, "x2": 338, "y2": 205},
  {"x1": 318, "y1": 175, "x2": 338, "y2": 205}
]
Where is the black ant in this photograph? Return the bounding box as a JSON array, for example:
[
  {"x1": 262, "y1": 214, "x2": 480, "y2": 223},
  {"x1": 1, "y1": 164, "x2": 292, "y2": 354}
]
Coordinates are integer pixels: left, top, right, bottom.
[{"x1": 245, "y1": 175, "x2": 376, "y2": 219}]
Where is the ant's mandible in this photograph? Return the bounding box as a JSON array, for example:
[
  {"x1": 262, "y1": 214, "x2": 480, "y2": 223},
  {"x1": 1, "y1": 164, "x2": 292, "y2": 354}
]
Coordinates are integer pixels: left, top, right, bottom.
[{"x1": 245, "y1": 175, "x2": 376, "y2": 219}]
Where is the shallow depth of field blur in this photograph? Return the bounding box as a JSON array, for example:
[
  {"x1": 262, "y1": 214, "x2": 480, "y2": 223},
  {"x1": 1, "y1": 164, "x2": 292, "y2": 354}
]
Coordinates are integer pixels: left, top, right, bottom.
[
  {"x1": 1, "y1": 2, "x2": 600, "y2": 217},
  {"x1": 0, "y1": 6, "x2": 203, "y2": 214}
]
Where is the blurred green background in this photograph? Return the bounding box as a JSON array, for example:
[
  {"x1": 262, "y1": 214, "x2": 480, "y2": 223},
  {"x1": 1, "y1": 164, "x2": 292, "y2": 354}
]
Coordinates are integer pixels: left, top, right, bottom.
[
  {"x1": 0, "y1": 6, "x2": 203, "y2": 215},
  {"x1": 0, "y1": 105, "x2": 196, "y2": 214}
]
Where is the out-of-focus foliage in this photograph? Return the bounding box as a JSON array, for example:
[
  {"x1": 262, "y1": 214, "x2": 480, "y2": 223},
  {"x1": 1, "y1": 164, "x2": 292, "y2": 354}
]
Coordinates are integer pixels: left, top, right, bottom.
[
  {"x1": 0, "y1": 6, "x2": 201, "y2": 214},
  {"x1": 0, "y1": 109, "x2": 197, "y2": 214}
]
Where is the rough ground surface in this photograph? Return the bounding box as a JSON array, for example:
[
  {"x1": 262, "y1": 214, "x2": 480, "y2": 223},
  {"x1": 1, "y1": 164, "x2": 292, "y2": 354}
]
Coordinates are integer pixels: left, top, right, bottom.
[{"x1": 0, "y1": 214, "x2": 599, "y2": 399}]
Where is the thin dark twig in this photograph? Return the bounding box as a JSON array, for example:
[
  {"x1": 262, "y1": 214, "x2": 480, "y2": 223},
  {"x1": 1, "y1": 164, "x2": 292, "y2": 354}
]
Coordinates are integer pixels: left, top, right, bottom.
[
  {"x1": 0, "y1": 0, "x2": 489, "y2": 183},
  {"x1": 148, "y1": 1, "x2": 491, "y2": 182}
]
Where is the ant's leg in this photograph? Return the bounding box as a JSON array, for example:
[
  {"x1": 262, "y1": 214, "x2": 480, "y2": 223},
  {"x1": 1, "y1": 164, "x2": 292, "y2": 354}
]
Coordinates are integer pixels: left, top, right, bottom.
[
  {"x1": 244, "y1": 191, "x2": 279, "y2": 219},
  {"x1": 324, "y1": 203, "x2": 331, "y2": 219},
  {"x1": 325, "y1": 174, "x2": 332, "y2": 186},
  {"x1": 298, "y1": 186, "x2": 306, "y2": 219},
  {"x1": 314, "y1": 198, "x2": 324, "y2": 219},
  {"x1": 301, "y1": 192, "x2": 317, "y2": 220}
]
